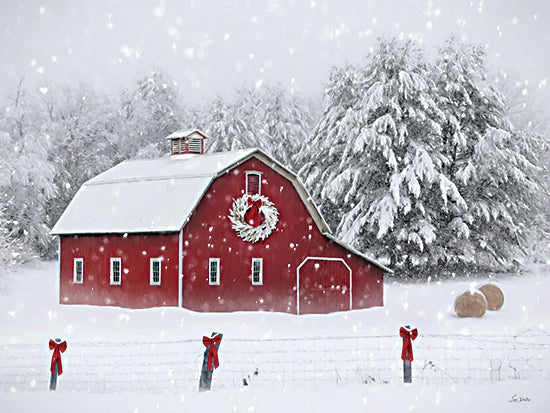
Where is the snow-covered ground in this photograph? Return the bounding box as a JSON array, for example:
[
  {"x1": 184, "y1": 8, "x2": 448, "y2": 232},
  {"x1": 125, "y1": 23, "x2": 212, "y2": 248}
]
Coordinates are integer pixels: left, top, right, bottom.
[{"x1": 1, "y1": 261, "x2": 549, "y2": 412}]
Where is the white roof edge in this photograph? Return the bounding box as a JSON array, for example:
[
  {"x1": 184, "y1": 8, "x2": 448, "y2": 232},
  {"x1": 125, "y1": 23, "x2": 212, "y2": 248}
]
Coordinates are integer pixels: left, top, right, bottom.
[
  {"x1": 51, "y1": 228, "x2": 180, "y2": 235},
  {"x1": 323, "y1": 232, "x2": 393, "y2": 274},
  {"x1": 174, "y1": 175, "x2": 216, "y2": 231}
]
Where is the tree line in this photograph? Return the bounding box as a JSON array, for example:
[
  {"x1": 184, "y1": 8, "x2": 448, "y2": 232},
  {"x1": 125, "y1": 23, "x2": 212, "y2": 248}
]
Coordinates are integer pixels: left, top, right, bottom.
[{"x1": 0, "y1": 37, "x2": 548, "y2": 278}]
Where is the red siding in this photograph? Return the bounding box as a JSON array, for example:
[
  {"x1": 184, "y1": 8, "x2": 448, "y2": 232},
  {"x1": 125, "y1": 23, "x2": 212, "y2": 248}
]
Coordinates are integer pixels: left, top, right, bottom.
[
  {"x1": 299, "y1": 259, "x2": 350, "y2": 314},
  {"x1": 59, "y1": 233, "x2": 179, "y2": 308},
  {"x1": 181, "y1": 157, "x2": 383, "y2": 314}
]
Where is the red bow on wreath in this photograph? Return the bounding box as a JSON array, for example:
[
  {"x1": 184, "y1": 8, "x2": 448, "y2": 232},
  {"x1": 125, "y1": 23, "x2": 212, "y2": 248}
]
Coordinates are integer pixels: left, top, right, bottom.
[
  {"x1": 244, "y1": 197, "x2": 265, "y2": 227},
  {"x1": 202, "y1": 334, "x2": 222, "y2": 371},
  {"x1": 49, "y1": 339, "x2": 67, "y2": 375},
  {"x1": 399, "y1": 327, "x2": 418, "y2": 362}
]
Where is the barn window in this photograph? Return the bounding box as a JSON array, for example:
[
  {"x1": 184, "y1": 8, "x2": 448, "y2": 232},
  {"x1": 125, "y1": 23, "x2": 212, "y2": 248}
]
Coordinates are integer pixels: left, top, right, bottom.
[
  {"x1": 246, "y1": 171, "x2": 262, "y2": 195},
  {"x1": 188, "y1": 138, "x2": 202, "y2": 153},
  {"x1": 150, "y1": 258, "x2": 161, "y2": 286},
  {"x1": 73, "y1": 258, "x2": 83, "y2": 284},
  {"x1": 209, "y1": 258, "x2": 220, "y2": 285},
  {"x1": 252, "y1": 258, "x2": 263, "y2": 285},
  {"x1": 110, "y1": 257, "x2": 122, "y2": 285}
]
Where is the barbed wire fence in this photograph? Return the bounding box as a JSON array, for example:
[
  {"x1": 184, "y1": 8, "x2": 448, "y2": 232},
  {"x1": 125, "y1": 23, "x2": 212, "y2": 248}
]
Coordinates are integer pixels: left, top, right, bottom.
[{"x1": 1, "y1": 330, "x2": 549, "y2": 393}]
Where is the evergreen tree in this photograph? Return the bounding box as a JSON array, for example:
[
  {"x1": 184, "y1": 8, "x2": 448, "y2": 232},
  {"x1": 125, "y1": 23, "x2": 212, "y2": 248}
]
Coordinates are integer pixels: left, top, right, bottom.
[
  {"x1": 299, "y1": 38, "x2": 464, "y2": 274},
  {"x1": 41, "y1": 83, "x2": 119, "y2": 250},
  {"x1": 257, "y1": 83, "x2": 313, "y2": 169},
  {"x1": 200, "y1": 95, "x2": 258, "y2": 152},
  {"x1": 298, "y1": 37, "x2": 545, "y2": 276},
  {"x1": 200, "y1": 82, "x2": 312, "y2": 168},
  {"x1": 0, "y1": 81, "x2": 57, "y2": 257},
  {"x1": 119, "y1": 69, "x2": 185, "y2": 159},
  {"x1": 435, "y1": 39, "x2": 543, "y2": 271},
  {"x1": 295, "y1": 63, "x2": 363, "y2": 230}
]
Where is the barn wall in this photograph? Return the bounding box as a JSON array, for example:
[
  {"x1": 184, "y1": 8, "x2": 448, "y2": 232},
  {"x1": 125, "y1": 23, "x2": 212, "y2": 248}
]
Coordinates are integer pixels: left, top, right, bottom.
[
  {"x1": 330, "y1": 242, "x2": 384, "y2": 310},
  {"x1": 59, "y1": 233, "x2": 179, "y2": 308},
  {"x1": 181, "y1": 156, "x2": 383, "y2": 314}
]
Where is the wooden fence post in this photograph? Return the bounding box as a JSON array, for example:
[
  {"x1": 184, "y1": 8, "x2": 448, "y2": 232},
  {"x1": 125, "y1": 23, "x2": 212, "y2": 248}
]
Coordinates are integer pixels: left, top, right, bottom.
[
  {"x1": 48, "y1": 338, "x2": 67, "y2": 391},
  {"x1": 399, "y1": 325, "x2": 418, "y2": 384},
  {"x1": 198, "y1": 332, "x2": 223, "y2": 392}
]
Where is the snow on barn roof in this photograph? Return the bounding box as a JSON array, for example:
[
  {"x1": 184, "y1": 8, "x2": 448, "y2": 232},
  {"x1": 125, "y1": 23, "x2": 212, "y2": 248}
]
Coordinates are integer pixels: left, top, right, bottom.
[
  {"x1": 50, "y1": 148, "x2": 392, "y2": 273},
  {"x1": 51, "y1": 149, "x2": 256, "y2": 235}
]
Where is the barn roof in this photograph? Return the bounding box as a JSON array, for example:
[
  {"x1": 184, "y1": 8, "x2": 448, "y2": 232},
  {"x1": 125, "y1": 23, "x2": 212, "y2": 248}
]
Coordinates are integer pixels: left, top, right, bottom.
[{"x1": 50, "y1": 148, "x2": 392, "y2": 273}]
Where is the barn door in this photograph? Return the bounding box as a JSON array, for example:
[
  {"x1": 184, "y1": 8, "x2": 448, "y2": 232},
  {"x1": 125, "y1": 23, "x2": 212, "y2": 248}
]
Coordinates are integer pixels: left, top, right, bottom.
[{"x1": 297, "y1": 258, "x2": 351, "y2": 315}]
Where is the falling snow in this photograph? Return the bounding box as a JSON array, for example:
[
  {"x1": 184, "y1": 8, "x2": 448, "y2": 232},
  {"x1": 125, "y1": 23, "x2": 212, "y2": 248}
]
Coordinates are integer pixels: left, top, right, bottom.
[{"x1": 0, "y1": 1, "x2": 549, "y2": 409}]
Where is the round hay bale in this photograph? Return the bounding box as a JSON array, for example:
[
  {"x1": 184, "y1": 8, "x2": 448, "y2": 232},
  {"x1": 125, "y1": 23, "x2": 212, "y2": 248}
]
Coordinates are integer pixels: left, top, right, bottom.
[
  {"x1": 454, "y1": 290, "x2": 488, "y2": 318},
  {"x1": 479, "y1": 284, "x2": 504, "y2": 311}
]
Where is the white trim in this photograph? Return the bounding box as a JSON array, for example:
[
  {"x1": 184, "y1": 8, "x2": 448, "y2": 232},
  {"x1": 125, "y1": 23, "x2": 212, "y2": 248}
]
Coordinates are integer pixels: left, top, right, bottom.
[
  {"x1": 251, "y1": 258, "x2": 263, "y2": 285},
  {"x1": 245, "y1": 170, "x2": 262, "y2": 195},
  {"x1": 178, "y1": 230, "x2": 183, "y2": 308},
  {"x1": 150, "y1": 257, "x2": 162, "y2": 286},
  {"x1": 209, "y1": 258, "x2": 220, "y2": 285},
  {"x1": 56, "y1": 237, "x2": 61, "y2": 302},
  {"x1": 323, "y1": 233, "x2": 393, "y2": 274},
  {"x1": 73, "y1": 258, "x2": 84, "y2": 284},
  {"x1": 296, "y1": 257, "x2": 352, "y2": 315},
  {"x1": 110, "y1": 257, "x2": 122, "y2": 285}
]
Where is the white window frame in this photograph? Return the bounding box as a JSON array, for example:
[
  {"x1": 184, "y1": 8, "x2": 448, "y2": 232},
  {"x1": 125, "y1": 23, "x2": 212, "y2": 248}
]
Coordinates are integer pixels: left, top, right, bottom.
[
  {"x1": 110, "y1": 257, "x2": 122, "y2": 285},
  {"x1": 73, "y1": 258, "x2": 83, "y2": 284},
  {"x1": 209, "y1": 258, "x2": 220, "y2": 285},
  {"x1": 252, "y1": 258, "x2": 263, "y2": 285},
  {"x1": 150, "y1": 257, "x2": 162, "y2": 286},
  {"x1": 245, "y1": 171, "x2": 262, "y2": 195}
]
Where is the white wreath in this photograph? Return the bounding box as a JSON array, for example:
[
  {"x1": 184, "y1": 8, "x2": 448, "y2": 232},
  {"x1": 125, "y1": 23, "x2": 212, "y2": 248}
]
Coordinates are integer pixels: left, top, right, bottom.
[{"x1": 229, "y1": 193, "x2": 279, "y2": 243}]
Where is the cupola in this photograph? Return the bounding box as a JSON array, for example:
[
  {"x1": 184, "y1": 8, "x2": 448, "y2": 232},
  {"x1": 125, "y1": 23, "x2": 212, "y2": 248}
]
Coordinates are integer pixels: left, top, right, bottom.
[{"x1": 166, "y1": 129, "x2": 207, "y2": 157}]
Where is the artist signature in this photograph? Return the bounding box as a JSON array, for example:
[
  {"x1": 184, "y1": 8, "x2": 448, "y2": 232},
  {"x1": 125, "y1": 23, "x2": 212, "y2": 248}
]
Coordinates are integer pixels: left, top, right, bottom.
[{"x1": 509, "y1": 394, "x2": 531, "y2": 403}]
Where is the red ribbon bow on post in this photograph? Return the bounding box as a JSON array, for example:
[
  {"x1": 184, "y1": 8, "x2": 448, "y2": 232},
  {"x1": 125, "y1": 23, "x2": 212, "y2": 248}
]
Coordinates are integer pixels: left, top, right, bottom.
[
  {"x1": 399, "y1": 327, "x2": 418, "y2": 362},
  {"x1": 49, "y1": 339, "x2": 67, "y2": 375},
  {"x1": 202, "y1": 334, "x2": 222, "y2": 371}
]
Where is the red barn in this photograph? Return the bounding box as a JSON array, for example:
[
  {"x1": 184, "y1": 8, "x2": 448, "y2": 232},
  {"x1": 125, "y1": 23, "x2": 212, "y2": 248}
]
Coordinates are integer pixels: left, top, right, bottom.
[{"x1": 51, "y1": 130, "x2": 391, "y2": 314}]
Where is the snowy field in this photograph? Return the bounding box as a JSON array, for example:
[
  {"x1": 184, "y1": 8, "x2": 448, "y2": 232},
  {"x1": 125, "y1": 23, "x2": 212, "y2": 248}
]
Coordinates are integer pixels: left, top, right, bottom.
[{"x1": 1, "y1": 261, "x2": 549, "y2": 412}]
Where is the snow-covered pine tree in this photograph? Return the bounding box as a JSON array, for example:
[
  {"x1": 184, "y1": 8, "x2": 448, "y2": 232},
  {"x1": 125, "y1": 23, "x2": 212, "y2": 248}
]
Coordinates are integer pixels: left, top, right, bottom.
[
  {"x1": 435, "y1": 39, "x2": 544, "y2": 272},
  {"x1": 255, "y1": 83, "x2": 313, "y2": 169},
  {"x1": 496, "y1": 73, "x2": 550, "y2": 265},
  {"x1": 199, "y1": 82, "x2": 312, "y2": 168},
  {"x1": 41, "y1": 83, "x2": 120, "y2": 254},
  {"x1": 119, "y1": 69, "x2": 185, "y2": 159},
  {"x1": 199, "y1": 95, "x2": 258, "y2": 152},
  {"x1": 298, "y1": 38, "x2": 466, "y2": 276},
  {"x1": 0, "y1": 201, "x2": 32, "y2": 285},
  {"x1": 295, "y1": 63, "x2": 363, "y2": 230},
  {"x1": 0, "y1": 81, "x2": 57, "y2": 258}
]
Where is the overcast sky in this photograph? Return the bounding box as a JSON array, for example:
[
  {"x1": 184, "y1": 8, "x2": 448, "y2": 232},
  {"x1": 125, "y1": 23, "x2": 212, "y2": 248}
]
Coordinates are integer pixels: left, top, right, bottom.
[{"x1": 1, "y1": 0, "x2": 549, "y2": 109}]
